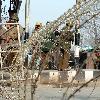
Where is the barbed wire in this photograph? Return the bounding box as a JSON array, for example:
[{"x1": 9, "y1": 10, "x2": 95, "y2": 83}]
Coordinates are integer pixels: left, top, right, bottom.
[
  {"x1": 62, "y1": 42, "x2": 100, "y2": 100},
  {"x1": 66, "y1": 73, "x2": 100, "y2": 100},
  {"x1": 0, "y1": 0, "x2": 100, "y2": 100},
  {"x1": 87, "y1": 79, "x2": 97, "y2": 98}
]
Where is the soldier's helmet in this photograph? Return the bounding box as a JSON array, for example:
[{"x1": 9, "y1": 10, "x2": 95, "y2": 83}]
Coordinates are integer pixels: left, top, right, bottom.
[
  {"x1": 35, "y1": 22, "x2": 42, "y2": 31},
  {"x1": 66, "y1": 19, "x2": 73, "y2": 29}
]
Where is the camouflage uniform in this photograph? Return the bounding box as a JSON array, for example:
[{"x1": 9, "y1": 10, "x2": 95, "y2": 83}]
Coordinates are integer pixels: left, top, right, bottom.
[{"x1": 58, "y1": 22, "x2": 74, "y2": 70}]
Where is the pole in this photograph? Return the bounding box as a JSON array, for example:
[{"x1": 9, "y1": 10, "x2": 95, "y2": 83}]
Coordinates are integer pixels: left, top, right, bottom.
[
  {"x1": 74, "y1": 0, "x2": 80, "y2": 68},
  {"x1": 24, "y1": 0, "x2": 30, "y2": 100},
  {"x1": 24, "y1": 0, "x2": 30, "y2": 42},
  {"x1": 93, "y1": 19, "x2": 98, "y2": 47},
  {"x1": 0, "y1": 0, "x2": 2, "y2": 44},
  {"x1": 0, "y1": 0, "x2": 2, "y2": 25}
]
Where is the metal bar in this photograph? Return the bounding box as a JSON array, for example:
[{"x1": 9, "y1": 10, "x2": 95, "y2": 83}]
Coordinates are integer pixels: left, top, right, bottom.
[
  {"x1": 0, "y1": 23, "x2": 19, "y2": 25},
  {"x1": 0, "y1": 50, "x2": 20, "y2": 53},
  {"x1": 0, "y1": 46, "x2": 3, "y2": 80},
  {"x1": 17, "y1": 24, "x2": 21, "y2": 46},
  {"x1": 0, "y1": 0, "x2": 1, "y2": 24}
]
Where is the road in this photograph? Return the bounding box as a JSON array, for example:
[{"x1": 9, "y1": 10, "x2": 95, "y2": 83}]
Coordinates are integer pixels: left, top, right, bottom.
[
  {"x1": 34, "y1": 85, "x2": 100, "y2": 100},
  {"x1": 0, "y1": 84, "x2": 100, "y2": 100}
]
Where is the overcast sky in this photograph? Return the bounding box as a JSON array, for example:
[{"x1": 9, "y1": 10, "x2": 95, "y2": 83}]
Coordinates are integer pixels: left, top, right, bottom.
[{"x1": 18, "y1": 0, "x2": 75, "y2": 28}]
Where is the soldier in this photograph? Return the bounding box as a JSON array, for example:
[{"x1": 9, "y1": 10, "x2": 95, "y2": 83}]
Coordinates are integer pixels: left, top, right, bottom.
[{"x1": 58, "y1": 20, "x2": 74, "y2": 70}]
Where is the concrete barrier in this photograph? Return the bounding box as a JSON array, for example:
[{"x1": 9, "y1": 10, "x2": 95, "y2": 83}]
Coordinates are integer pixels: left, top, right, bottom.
[
  {"x1": 38, "y1": 69, "x2": 100, "y2": 84},
  {"x1": 1, "y1": 69, "x2": 100, "y2": 85}
]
